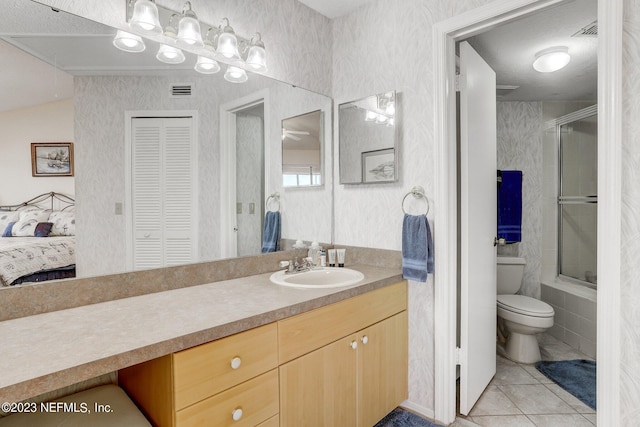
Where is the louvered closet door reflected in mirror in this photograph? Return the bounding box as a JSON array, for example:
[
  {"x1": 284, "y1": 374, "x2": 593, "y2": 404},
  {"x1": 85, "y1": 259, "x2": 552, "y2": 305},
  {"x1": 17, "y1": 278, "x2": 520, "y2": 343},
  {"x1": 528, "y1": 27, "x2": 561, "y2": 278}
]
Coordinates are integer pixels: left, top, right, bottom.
[{"x1": 127, "y1": 115, "x2": 198, "y2": 270}]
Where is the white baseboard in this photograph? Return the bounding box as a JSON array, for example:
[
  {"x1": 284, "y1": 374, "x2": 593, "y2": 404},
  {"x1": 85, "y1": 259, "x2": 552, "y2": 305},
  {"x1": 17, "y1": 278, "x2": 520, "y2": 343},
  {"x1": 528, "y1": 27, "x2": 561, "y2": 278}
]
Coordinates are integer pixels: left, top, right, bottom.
[{"x1": 400, "y1": 400, "x2": 437, "y2": 423}]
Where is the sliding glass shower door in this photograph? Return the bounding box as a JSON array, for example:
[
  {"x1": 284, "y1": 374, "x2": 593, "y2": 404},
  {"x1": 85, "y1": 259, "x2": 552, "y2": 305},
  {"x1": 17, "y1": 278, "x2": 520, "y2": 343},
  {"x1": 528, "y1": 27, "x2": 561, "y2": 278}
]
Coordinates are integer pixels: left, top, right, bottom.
[{"x1": 557, "y1": 107, "x2": 597, "y2": 286}]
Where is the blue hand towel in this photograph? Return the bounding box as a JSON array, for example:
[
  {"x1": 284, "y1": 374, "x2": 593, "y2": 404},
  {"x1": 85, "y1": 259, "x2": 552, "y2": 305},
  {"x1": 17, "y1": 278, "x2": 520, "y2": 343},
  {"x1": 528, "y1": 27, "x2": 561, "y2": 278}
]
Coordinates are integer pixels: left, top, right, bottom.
[
  {"x1": 497, "y1": 170, "x2": 522, "y2": 243},
  {"x1": 261, "y1": 211, "x2": 281, "y2": 253},
  {"x1": 402, "y1": 214, "x2": 434, "y2": 283}
]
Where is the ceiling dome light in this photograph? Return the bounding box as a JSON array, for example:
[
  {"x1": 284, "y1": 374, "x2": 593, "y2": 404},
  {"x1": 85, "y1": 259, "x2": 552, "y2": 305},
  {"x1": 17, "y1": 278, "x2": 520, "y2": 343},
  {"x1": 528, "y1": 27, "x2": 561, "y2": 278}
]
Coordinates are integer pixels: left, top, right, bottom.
[
  {"x1": 194, "y1": 56, "x2": 221, "y2": 74},
  {"x1": 156, "y1": 44, "x2": 186, "y2": 64},
  {"x1": 177, "y1": 1, "x2": 204, "y2": 47},
  {"x1": 113, "y1": 30, "x2": 146, "y2": 52},
  {"x1": 224, "y1": 65, "x2": 248, "y2": 83},
  {"x1": 533, "y1": 46, "x2": 571, "y2": 73},
  {"x1": 129, "y1": 0, "x2": 162, "y2": 34}
]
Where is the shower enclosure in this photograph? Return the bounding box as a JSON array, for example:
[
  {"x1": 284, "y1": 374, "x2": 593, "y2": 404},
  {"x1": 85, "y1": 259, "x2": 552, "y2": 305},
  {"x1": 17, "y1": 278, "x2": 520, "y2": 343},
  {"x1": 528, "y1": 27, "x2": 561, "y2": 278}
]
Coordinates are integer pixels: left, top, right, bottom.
[{"x1": 557, "y1": 105, "x2": 597, "y2": 286}]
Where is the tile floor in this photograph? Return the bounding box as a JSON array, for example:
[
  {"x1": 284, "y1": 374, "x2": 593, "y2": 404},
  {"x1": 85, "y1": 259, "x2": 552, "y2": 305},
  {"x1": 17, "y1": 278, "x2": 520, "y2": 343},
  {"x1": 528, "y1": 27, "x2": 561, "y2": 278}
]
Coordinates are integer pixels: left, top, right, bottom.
[{"x1": 452, "y1": 333, "x2": 596, "y2": 427}]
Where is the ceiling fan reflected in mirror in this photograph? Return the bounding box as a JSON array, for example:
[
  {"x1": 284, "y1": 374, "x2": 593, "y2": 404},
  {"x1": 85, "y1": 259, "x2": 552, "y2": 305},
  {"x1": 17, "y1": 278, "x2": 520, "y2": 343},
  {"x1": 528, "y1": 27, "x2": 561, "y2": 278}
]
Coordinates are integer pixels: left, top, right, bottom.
[{"x1": 282, "y1": 129, "x2": 310, "y2": 141}]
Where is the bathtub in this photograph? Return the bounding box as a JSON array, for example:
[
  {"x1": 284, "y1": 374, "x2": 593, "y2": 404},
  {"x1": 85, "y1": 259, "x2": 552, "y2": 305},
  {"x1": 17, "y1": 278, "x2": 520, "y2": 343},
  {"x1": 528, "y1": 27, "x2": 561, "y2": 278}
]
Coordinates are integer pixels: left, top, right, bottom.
[{"x1": 540, "y1": 280, "x2": 597, "y2": 358}]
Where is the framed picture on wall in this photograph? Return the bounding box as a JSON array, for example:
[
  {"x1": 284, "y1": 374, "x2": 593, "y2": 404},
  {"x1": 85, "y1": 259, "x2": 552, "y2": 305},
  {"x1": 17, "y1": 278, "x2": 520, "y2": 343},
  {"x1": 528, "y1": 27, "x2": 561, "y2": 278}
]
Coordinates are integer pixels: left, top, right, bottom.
[
  {"x1": 361, "y1": 148, "x2": 395, "y2": 183},
  {"x1": 31, "y1": 142, "x2": 74, "y2": 177}
]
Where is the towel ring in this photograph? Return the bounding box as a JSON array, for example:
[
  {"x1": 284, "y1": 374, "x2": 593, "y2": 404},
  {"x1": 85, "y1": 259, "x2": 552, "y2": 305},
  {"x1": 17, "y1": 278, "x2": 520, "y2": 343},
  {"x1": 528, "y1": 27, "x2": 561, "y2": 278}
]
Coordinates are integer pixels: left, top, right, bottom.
[
  {"x1": 402, "y1": 186, "x2": 430, "y2": 216},
  {"x1": 266, "y1": 192, "x2": 280, "y2": 212}
]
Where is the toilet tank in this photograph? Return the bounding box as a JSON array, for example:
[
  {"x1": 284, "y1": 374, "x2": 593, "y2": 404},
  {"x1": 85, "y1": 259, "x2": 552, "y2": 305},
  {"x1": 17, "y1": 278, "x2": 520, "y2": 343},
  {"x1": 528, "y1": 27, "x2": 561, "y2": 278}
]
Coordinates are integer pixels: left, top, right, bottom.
[{"x1": 496, "y1": 257, "x2": 525, "y2": 294}]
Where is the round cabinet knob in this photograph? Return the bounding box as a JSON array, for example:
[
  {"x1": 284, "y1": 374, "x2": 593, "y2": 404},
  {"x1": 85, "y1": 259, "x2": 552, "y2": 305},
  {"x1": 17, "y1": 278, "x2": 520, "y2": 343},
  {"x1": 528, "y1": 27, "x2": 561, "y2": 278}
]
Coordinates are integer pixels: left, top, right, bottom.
[
  {"x1": 350, "y1": 340, "x2": 358, "y2": 350},
  {"x1": 232, "y1": 408, "x2": 243, "y2": 421},
  {"x1": 230, "y1": 356, "x2": 242, "y2": 370},
  {"x1": 361, "y1": 335, "x2": 369, "y2": 345}
]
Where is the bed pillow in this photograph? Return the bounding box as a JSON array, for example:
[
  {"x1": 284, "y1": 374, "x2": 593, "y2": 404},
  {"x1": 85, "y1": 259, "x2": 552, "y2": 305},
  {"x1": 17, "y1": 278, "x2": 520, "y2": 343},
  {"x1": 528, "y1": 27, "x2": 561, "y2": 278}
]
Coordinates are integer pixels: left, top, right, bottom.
[
  {"x1": 0, "y1": 211, "x2": 19, "y2": 234},
  {"x1": 34, "y1": 222, "x2": 54, "y2": 237},
  {"x1": 11, "y1": 209, "x2": 52, "y2": 237},
  {"x1": 49, "y1": 211, "x2": 75, "y2": 236},
  {"x1": 2, "y1": 222, "x2": 16, "y2": 237}
]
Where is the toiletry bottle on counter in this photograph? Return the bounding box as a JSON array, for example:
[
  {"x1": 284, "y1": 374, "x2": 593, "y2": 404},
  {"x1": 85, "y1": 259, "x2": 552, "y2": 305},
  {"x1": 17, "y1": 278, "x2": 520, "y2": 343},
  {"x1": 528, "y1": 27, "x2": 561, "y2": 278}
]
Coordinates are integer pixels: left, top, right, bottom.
[
  {"x1": 327, "y1": 249, "x2": 336, "y2": 267},
  {"x1": 320, "y1": 251, "x2": 326, "y2": 267},
  {"x1": 337, "y1": 248, "x2": 346, "y2": 267},
  {"x1": 308, "y1": 241, "x2": 321, "y2": 266}
]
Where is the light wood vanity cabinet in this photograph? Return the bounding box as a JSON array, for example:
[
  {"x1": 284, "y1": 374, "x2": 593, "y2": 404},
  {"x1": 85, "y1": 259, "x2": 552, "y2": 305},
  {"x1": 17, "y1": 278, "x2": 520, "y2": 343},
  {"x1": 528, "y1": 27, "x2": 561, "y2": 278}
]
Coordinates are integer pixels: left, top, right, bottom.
[
  {"x1": 120, "y1": 281, "x2": 407, "y2": 427},
  {"x1": 278, "y1": 282, "x2": 408, "y2": 427},
  {"x1": 119, "y1": 323, "x2": 279, "y2": 427}
]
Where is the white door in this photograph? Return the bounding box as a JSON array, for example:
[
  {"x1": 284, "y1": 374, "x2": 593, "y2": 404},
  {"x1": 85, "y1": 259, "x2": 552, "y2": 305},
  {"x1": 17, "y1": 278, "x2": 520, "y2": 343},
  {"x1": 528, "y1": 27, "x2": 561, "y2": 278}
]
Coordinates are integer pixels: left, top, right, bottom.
[
  {"x1": 458, "y1": 41, "x2": 498, "y2": 415},
  {"x1": 130, "y1": 117, "x2": 197, "y2": 270}
]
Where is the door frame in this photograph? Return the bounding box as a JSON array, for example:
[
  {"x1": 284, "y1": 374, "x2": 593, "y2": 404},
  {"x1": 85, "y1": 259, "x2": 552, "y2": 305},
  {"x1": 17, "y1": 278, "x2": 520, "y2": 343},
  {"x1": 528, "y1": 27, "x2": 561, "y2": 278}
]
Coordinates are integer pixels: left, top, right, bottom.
[
  {"x1": 219, "y1": 89, "x2": 270, "y2": 259},
  {"x1": 432, "y1": 0, "x2": 621, "y2": 425}
]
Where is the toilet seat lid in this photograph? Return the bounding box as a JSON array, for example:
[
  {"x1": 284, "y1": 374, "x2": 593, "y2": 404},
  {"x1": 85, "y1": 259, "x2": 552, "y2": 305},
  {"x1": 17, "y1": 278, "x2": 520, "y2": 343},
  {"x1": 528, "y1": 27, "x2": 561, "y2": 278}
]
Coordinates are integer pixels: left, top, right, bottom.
[{"x1": 497, "y1": 295, "x2": 554, "y2": 317}]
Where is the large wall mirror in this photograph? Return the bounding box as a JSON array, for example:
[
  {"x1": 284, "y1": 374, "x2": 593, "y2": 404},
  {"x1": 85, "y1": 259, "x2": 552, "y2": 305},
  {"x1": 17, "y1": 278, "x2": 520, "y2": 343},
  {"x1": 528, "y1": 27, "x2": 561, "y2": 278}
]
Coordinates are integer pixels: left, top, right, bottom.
[
  {"x1": 339, "y1": 91, "x2": 398, "y2": 184},
  {"x1": 282, "y1": 110, "x2": 324, "y2": 188},
  {"x1": 0, "y1": 1, "x2": 333, "y2": 289}
]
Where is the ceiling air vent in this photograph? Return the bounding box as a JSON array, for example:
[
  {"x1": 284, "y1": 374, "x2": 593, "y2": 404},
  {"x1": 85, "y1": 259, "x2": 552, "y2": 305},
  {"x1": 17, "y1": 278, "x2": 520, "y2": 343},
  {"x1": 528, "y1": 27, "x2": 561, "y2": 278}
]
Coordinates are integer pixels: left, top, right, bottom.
[
  {"x1": 572, "y1": 20, "x2": 597, "y2": 37},
  {"x1": 169, "y1": 83, "x2": 194, "y2": 98},
  {"x1": 496, "y1": 85, "x2": 520, "y2": 99}
]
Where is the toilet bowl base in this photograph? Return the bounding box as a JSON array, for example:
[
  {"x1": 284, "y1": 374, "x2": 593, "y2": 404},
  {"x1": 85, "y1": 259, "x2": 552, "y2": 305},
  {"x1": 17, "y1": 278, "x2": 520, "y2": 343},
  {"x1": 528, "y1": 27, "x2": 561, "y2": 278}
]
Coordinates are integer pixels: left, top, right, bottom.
[{"x1": 504, "y1": 331, "x2": 541, "y2": 364}]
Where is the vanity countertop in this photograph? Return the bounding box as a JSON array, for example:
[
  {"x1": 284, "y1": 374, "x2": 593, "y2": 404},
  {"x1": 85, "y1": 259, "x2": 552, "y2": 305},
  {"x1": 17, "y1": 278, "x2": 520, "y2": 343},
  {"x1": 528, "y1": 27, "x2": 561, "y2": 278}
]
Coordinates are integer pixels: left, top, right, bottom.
[{"x1": 0, "y1": 264, "x2": 402, "y2": 403}]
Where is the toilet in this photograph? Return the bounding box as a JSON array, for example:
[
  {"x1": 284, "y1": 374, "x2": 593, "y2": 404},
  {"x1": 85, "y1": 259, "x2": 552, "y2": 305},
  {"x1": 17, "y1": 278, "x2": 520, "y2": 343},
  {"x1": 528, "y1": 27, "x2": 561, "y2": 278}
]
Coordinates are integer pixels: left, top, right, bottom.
[{"x1": 497, "y1": 257, "x2": 554, "y2": 364}]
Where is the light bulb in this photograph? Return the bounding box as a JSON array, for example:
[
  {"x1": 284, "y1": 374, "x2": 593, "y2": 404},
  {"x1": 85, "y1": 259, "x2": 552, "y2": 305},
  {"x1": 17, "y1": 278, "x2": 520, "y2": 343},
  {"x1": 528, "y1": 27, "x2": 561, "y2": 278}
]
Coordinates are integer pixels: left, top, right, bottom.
[
  {"x1": 113, "y1": 30, "x2": 145, "y2": 53},
  {"x1": 224, "y1": 66, "x2": 248, "y2": 83},
  {"x1": 156, "y1": 45, "x2": 186, "y2": 64},
  {"x1": 194, "y1": 56, "x2": 221, "y2": 74},
  {"x1": 129, "y1": 0, "x2": 162, "y2": 34}
]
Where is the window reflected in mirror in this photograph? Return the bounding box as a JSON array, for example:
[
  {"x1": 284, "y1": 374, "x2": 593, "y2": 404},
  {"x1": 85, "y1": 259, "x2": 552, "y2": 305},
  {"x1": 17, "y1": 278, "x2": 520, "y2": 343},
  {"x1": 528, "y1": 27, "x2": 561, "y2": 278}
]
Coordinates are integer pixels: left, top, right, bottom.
[{"x1": 282, "y1": 110, "x2": 323, "y2": 188}]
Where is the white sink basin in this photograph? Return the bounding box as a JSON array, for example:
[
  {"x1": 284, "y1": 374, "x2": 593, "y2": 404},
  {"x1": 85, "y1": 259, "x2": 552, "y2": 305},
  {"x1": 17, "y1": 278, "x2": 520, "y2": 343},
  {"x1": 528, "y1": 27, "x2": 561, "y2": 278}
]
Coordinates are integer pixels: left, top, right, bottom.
[{"x1": 269, "y1": 267, "x2": 365, "y2": 289}]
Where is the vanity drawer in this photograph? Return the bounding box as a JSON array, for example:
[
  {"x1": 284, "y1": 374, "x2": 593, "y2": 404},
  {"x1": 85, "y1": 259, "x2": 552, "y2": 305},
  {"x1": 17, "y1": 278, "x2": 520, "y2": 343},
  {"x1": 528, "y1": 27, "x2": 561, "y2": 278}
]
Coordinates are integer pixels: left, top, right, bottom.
[
  {"x1": 174, "y1": 323, "x2": 278, "y2": 410},
  {"x1": 278, "y1": 281, "x2": 407, "y2": 363},
  {"x1": 175, "y1": 369, "x2": 279, "y2": 427}
]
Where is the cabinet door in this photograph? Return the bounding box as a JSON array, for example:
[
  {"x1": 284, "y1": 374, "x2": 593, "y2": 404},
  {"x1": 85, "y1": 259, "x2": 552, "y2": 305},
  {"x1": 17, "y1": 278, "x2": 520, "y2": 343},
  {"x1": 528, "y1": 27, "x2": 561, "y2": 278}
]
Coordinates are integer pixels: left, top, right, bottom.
[
  {"x1": 358, "y1": 312, "x2": 408, "y2": 427},
  {"x1": 279, "y1": 335, "x2": 358, "y2": 427}
]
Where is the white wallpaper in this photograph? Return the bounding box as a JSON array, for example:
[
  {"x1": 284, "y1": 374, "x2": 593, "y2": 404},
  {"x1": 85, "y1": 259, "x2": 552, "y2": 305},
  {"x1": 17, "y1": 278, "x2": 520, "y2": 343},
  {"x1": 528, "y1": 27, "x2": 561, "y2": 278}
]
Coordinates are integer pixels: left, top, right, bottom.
[
  {"x1": 621, "y1": 0, "x2": 640, "y2": 422},
  {"x1": 496, "y1": 102, "x2": 543, "y2": 299},
  {"x1": 236, "y1": 113, "x2": 264, "y2": 257}
]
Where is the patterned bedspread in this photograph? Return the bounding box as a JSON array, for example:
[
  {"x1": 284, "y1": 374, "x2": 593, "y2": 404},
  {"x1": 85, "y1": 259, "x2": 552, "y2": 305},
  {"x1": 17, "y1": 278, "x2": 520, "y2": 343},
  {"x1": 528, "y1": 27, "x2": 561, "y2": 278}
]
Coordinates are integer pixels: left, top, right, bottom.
[{"x1": 0, "y1": 236, "x2": 75, "y2": 286}]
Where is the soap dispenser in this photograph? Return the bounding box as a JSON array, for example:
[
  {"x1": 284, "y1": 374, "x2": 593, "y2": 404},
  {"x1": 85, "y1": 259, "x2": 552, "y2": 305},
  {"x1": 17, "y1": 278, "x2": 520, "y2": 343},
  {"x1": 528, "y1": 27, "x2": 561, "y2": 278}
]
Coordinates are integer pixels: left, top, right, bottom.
[{"x1": 308, "y1": 241, "x2": 321, "y2": 266}]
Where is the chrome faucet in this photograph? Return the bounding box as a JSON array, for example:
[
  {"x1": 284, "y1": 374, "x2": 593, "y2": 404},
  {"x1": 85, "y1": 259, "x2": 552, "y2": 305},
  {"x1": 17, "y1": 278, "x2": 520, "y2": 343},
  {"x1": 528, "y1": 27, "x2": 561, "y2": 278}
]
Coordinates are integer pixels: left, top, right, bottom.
[{"x1": 280, "y1": 256, "x2": 313, "y2": 274}]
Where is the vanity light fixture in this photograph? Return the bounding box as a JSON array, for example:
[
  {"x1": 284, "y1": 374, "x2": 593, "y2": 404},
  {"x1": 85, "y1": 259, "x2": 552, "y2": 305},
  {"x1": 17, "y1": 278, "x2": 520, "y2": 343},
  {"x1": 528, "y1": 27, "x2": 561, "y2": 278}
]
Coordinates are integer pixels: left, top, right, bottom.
[
  {"x1": 532, "y1": 46, "x2": 571, "y2": 73},
  {"x1": 128, "y1": 0, "x2": 162, "y2": 34},
  {"x1": 365, "y1": 110, "x2": 377, "y2": 121},
  {"x1": 215, "y1": 18, "x2": 241, "y2": 61},
  {"x1": 245, "y1": 33, "x2": 267, "y2": 72},
  {"x1": 156, "y1": 44, "x2": 186, "y2": 64},
  {"x1": 120, "y1": 0, "x2": 267, "y2": 83},
  {"x1": 113, "y1": 30, "x2": 146, "y2": 52},
  {"x1": 224, "y1": 65, "x2": 248, "y2": 83},
  {"x1": 194, "y1": 55, "x2": 220, "y2": 74},
  {"x1": 176, "y1": 1, "x2": 204, "y2": 47}
]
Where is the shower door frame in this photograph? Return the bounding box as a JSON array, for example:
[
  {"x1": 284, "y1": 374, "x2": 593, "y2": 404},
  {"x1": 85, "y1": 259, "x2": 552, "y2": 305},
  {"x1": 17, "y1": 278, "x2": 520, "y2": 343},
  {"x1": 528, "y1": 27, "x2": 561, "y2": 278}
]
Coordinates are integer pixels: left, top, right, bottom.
[{"x1": 555, "y1": 105, "x2": 598, "y2": 288}]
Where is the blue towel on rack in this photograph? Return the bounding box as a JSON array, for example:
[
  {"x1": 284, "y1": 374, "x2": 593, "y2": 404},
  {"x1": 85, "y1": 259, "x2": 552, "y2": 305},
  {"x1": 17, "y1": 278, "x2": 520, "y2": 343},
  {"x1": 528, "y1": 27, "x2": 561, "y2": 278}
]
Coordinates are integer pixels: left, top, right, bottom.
[
  {"x1": 497, "y1": 170, "x2": 522, "y2": 243},
  {"x1": 261, "y1": 211, "x2": 281, "y2": 253},
  {"x1": 402, "y1": 214, "x2": 434, "y2": 282}
]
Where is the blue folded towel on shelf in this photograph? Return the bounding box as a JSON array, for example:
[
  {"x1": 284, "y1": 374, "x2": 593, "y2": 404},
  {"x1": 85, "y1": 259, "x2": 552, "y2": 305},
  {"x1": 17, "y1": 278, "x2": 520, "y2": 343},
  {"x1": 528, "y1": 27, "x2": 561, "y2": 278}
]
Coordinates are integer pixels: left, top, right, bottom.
[
  {"x1": 402, "y1": 214, "x2": 434, "y2": 283},
  {"x1": 497, "y1": 170, "x2": 522, "y2": 243},
  {"x1": 261, "y1": 211, "x2": 281, "y2": 253}
]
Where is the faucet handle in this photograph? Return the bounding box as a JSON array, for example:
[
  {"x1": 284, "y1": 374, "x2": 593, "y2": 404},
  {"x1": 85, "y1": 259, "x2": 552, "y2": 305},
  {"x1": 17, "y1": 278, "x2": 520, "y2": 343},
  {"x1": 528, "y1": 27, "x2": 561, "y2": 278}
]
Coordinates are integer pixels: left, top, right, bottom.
[{"x1": 279, "y1": 260, "x2": 290, "y2": 269}]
